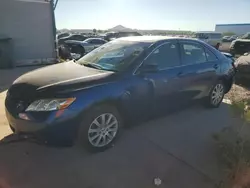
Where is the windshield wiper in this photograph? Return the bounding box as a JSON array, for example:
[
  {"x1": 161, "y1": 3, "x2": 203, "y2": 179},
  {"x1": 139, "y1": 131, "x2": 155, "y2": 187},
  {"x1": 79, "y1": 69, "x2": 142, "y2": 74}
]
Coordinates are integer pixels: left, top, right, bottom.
[
  {"x1": 83, "y1": 62, "x2": 118, "y2": 72},
  {"x1": 83, "y1": 63, "x2": 103, "y2": 70}
]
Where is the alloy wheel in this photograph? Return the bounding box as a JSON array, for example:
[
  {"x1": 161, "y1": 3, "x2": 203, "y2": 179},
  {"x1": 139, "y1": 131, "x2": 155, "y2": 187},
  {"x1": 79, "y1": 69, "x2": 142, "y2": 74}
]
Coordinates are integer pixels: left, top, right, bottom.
[
  {"x1": 211, "y1": 83, "x2": 224, "y2": 106},
  {"x1": 88, "y1": 113, "x2": 118, "y2": 147}
]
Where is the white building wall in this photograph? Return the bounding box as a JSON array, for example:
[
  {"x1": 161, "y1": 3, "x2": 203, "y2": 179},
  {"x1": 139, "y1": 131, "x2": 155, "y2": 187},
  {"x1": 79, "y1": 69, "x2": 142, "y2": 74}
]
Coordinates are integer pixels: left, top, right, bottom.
[
  {"x1": 215, "y1": 24, "x2": 250, "y2": 36},
  {"x1": 0, "y1": 0, "x2": 56, "y2": 66}
]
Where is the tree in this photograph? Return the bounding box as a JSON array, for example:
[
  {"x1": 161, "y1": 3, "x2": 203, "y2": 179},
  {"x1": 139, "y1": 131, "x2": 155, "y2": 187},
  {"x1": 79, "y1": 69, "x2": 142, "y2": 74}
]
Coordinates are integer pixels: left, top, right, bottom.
[
  {"x1": 93, "y1": 29, "x2": 97, "y2": 34},
  {"x1": 222, "y1": 32, "x2": 236, "y2": 36}
]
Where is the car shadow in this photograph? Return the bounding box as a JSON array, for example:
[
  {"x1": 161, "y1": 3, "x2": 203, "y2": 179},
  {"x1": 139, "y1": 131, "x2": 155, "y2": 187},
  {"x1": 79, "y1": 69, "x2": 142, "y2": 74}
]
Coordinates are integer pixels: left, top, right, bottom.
[
  {"x1": 0, "y1": 65, "x2": 45, "y2": 93},
  {"x1": 0, "y1": 101, "x2": 237, "y2": 188}
]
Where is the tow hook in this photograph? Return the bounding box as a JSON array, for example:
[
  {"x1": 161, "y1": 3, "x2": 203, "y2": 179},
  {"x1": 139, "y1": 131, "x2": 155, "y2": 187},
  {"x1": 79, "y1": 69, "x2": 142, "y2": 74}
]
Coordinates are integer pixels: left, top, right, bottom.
[{"x1": 0, "y1": 134, "x2": 37, "y2": 145}]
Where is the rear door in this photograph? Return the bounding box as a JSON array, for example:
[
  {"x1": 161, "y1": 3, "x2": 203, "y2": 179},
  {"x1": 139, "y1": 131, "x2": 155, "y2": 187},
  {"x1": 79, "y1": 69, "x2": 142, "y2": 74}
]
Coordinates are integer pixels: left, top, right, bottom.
[{"x1": 178, "y1": 40, "x2": 220, "y2": 101}]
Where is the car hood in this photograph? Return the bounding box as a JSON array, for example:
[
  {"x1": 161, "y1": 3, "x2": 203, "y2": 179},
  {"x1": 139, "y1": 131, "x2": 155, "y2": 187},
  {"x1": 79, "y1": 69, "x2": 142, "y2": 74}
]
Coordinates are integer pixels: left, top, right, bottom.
[
  {"x1": 234, "y1": 39, "x2": 250, "y2": 43},
  {"x1": 12, "y1": 61, "x2": 116, "y2": 94},
  {"x1": 221, "y1": 52, "x2": 233, "y2": 58}
]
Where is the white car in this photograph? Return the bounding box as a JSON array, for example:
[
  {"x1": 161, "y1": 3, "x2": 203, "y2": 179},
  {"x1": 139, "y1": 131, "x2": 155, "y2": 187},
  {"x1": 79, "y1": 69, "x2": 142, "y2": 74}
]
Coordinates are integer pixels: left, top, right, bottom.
[{"x1": 193, "y1": 32, "x2": 222, "y2": 49}]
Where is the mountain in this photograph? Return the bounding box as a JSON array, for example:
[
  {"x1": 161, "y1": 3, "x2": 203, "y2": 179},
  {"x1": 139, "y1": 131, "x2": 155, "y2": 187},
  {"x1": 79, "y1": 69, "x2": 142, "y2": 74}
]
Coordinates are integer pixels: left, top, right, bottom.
[{"x1": 108, "y1": 25, "x2": 133, "y2": 32}]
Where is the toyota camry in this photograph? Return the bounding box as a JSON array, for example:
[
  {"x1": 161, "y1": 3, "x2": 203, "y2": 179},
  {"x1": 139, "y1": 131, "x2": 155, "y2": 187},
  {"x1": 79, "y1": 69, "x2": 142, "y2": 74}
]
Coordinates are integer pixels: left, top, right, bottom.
[{"x1": 5, "y1": 36, "x2": 236, "y2": 151}]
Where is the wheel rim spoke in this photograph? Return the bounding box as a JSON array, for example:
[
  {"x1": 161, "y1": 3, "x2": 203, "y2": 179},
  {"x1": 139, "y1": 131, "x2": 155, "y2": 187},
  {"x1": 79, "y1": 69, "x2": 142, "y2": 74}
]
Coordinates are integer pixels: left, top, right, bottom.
[
  {"x1": 89, "y1": 133, "x2": 99, "y2": 141},
  {"x1": 95, "y1": 135, "x2": 102, "y2": 146},
  {"x1": 88, "y1": 128, "x2": 99, "y2": 133},
  {"x1": 93, "y1": 119, "x2": 101, "y2": 127},
  {"x1": 106, "y1": 132, "x2": 113, "y2": 140},
  {"x1": 108, "y1": 127, "x2": 117, "y2": 132},
  {"x1": 106, "y1": 114, "x2": 113, "y2": 125},
  {"x1": 100, "y1": 114, "x2": 106, "y2": 126},
  {"x1": 102, "y1": 135, "x2": 107, "y2": 145},
  {"x1": 107, "y1": 121, "x2": 116, "y2": 128}
]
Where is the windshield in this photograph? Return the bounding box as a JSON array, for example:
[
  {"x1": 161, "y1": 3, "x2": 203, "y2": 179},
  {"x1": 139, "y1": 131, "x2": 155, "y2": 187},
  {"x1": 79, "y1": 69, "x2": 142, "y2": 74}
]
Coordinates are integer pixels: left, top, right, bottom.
[
  {"x1": 77, "y1": 40, "x2": 150, "y2": 72},
  {"x1": 241, "y1": 32, "x2": 250, "y2": 39}
]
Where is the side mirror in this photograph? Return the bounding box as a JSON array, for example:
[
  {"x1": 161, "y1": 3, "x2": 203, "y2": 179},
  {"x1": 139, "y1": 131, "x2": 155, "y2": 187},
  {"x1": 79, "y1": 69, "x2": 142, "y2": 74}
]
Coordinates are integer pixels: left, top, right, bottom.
[{"x1": 139, "y1": 63, "x2": 158, "y2": 73}]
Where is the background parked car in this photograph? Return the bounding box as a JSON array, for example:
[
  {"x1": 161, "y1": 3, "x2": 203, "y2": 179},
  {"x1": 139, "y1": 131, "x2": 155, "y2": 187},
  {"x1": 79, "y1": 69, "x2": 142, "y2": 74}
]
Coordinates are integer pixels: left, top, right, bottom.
[
  {"x1": 222, "y1": 35, "x2": 238, "y2": 42},
  {"x1": 234, "y1": 53, "x2": 250, "y2": 82},
  {"x1": 58, "y1": 34, "x2": 87, "y2": 45},
  {"x1": 222, "y1": 36, "x2": 231, "y2": 42},
  {"x1": 103, "y1": 31, "x2": 142, "y2": 41},
  {"x1": 57, "y1": 32, "x2": 70, "y2": 40},
  {"x1": 193, "y1": 32, "x2": 222, "y2": 49},
  {"x1": 241, "y1": 32, "x2": 250, "y2": 40},
  {"x1": 64, "y1": 38, "x2": 107, "y2": 58},
  {"x1": 230, "y1": 39, "x2": 250, "y2": 56}
]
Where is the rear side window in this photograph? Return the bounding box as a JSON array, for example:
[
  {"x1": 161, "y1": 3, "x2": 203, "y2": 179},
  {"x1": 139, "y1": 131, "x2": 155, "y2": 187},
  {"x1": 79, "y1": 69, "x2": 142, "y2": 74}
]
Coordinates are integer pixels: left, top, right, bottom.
[
  {"x1": 144, "y1": 42, "x2": 180, "y2": 69},
  {"x1": 205, "y1": 48, "x2": 218, "y2": 61},
  {"x1": 180, "y1": 42, "x2": 207, "y2": 65}
]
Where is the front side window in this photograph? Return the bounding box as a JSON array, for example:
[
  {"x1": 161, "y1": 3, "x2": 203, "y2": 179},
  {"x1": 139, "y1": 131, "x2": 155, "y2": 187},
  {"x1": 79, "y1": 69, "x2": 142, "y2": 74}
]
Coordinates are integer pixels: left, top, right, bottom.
[
  {"x1": 84, "y1": 38, "x2": 97, "y2": 44},
  {"x1": 77, "y1": 41, "x2": 150, "y2": 72},
  {"x1": 144, "y1": 42, "x2": 180, "y2": 69},
  {"x1": 180, "y1": 42, "x2": 207, "y2": 65},
  {"x1": 91, "y1": 39, "x2": 101, "y2": 44}
]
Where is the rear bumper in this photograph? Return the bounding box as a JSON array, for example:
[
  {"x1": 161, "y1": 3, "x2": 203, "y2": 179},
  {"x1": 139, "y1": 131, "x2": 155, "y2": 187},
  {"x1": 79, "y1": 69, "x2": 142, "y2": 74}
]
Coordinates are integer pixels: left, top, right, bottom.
[{"x1": 5, "y1": 107, "x2": 81, "y2": 145}]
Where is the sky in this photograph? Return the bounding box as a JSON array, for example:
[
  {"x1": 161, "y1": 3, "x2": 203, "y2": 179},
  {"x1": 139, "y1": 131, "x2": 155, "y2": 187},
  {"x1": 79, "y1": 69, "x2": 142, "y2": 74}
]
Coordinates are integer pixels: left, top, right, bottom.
[{"x1": 55, "y1": 0, "x2": 250, "y2": 31}]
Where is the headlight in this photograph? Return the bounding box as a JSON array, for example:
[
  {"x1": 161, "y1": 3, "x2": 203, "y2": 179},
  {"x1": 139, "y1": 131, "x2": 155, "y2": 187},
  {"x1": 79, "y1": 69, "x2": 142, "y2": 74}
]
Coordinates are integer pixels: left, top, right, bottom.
[{"x1": 25, "y1": 98, "x2": 76, "y2": 112}]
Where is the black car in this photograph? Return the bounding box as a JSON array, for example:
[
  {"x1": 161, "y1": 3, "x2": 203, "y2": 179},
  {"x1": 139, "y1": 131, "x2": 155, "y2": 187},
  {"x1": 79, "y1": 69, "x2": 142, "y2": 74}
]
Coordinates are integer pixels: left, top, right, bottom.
[
  {"x1": 58, "y1": 34, "x2": 87, "y2": 45},
  {"x1": 5, "y1": 36, "x2": 236, "y2": 151},
  {"x1": 57, "y1": 32, "x2": 70, "y2": 40}
]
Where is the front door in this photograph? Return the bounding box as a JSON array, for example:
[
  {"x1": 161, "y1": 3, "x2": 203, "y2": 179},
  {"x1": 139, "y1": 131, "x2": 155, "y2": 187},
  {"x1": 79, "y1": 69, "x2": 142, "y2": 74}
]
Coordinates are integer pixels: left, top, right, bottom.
[{"x1": 136, "y1": 40, "x2": 185, "y2": 113}]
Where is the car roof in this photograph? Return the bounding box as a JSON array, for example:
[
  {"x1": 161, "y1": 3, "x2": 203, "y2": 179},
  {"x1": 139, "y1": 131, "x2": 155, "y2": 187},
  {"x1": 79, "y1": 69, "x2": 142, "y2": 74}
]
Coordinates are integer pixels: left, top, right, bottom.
[
  {"x1": 115, "y1": 36, "x2": 200, "y2": 43},
  {"x1": 85, "y1": 38, "x2": 105, "y2": 40}
]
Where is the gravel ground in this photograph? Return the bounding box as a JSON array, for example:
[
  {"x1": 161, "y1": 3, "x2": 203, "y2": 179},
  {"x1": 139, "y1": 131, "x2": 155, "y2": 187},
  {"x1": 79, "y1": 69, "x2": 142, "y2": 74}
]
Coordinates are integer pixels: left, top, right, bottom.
[{"x1": 225, "y1": 84, "x2": 250, "y2": 102}]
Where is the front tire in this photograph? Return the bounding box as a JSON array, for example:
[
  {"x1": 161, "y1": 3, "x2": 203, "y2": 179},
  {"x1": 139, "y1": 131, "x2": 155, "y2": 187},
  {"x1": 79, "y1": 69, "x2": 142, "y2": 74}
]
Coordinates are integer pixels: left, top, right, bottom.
[
  {"x1": 205, "y1": 81, "x2": 225, "y2": 108},
  {"x1": 76, "y1": 105, "x2": 123, "y2": 152}
]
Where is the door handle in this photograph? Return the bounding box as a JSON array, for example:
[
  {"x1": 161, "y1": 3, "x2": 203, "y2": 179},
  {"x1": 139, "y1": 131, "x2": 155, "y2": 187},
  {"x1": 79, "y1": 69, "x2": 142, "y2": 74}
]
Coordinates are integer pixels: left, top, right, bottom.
[
  {"x1": 177, "y1": 72, "x2": 183, "y2": 77},
  {"x1": 213, "y1": 64, "x2": 219, "y2": 69}
]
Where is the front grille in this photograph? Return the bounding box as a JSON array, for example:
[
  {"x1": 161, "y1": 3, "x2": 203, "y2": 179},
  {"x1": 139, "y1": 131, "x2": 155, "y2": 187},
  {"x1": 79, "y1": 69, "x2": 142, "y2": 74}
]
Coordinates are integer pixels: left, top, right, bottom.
[{"x1": 6, "y1": 84, "x2": 38, "y2": 116}]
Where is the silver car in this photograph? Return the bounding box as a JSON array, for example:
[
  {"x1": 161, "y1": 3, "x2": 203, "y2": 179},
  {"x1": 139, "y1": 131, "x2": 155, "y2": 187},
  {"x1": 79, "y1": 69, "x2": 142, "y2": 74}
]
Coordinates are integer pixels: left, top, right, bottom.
[{"x1": 65, "y1": 38, "x2": 107, "y2": 56}]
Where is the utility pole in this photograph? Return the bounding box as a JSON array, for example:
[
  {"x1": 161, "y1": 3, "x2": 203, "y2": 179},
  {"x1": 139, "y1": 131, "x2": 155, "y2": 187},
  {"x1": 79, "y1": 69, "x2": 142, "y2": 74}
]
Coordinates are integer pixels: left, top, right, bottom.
[
  {"x1": 53, "y1": 0, "x2": 59, "y2": 10},
  {"x1": 49, "y1": 0, "x2": 58, "y2": 60}
]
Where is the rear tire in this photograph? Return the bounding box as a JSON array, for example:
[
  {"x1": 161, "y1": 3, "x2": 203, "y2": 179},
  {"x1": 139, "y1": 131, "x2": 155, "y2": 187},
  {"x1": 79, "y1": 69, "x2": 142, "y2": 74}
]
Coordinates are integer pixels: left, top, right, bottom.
[
  {"x1": 76, "y1": 105, "x2": 123, "y2": 152},
  {"x1": 204, "y1": 81, "x2": 225, "y2": 108}
]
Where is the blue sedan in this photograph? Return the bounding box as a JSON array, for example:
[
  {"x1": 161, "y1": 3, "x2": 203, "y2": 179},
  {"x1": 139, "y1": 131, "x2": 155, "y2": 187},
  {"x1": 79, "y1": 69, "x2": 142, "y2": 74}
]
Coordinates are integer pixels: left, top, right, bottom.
[{"x1": 5, "y1": 36, "x2": 236, "y2": 151}]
